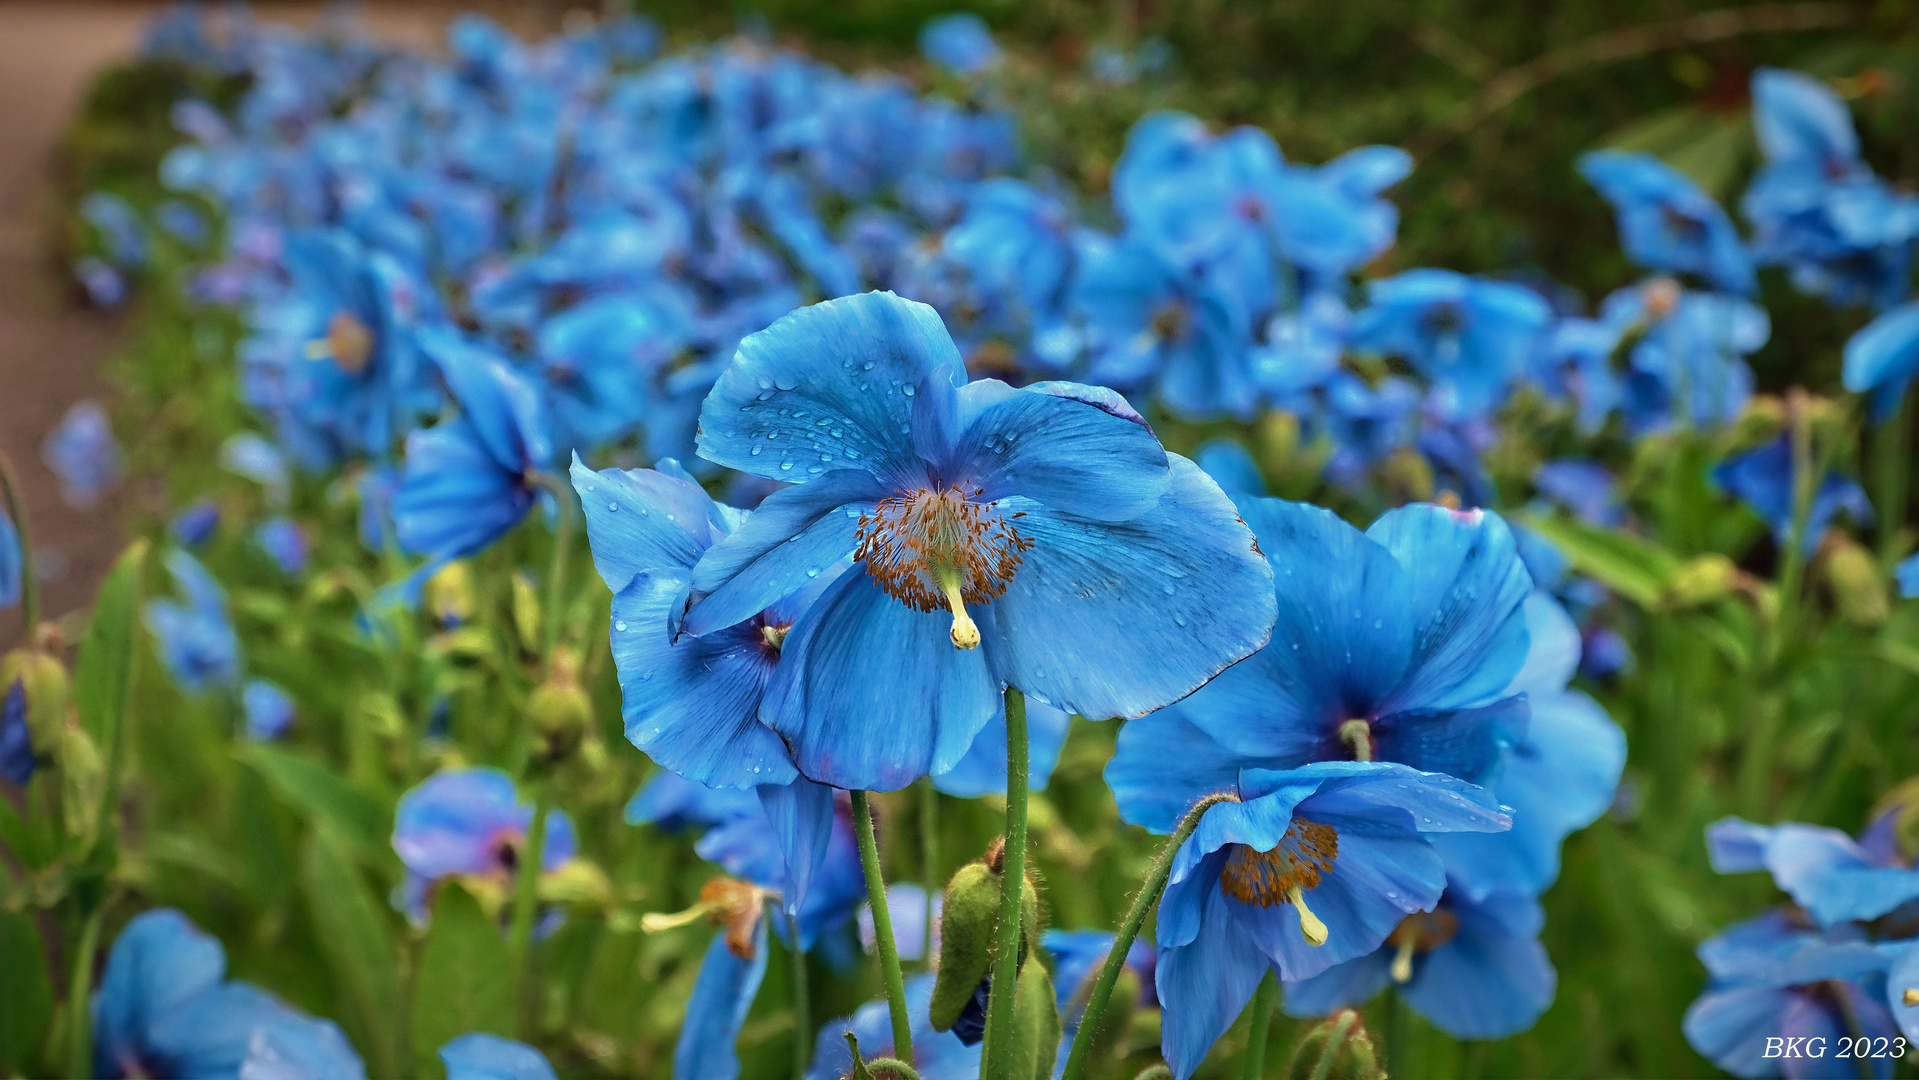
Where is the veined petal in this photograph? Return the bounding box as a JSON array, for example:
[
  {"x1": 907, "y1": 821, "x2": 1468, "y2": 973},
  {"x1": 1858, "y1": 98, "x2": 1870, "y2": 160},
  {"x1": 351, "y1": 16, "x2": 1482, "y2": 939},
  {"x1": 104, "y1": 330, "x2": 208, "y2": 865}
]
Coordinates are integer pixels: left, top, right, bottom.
[
  {"x1": 570, "y1": 454, "x2": 721, "y2": 593},
  {"x1": 697, "y1": 291, "x2": 965, "y2": 483},
  {"x1": 1105, "y1": 708, "x2": 1258, "y2": 834},
  {"x1": 949, "y1": 380, "x2": 1169, "y2": 522},
  {"x1": 983, "y1": 455, "x2": 1274, "y2": 721},
  {"x1": 1251, "y1": 813, "x2": 1448, "y2": 980},
  {"x1": 758, "y1": 777, "x2": 836, "y2": 915},
  {"x1": 1153, "y1": 886, "x2": 1276, "y2": 1080},
  {"x1": 763, "y1": 566, "x2": 999, "y2": 791},
  {"x1": 1401, "y1": 892, "x2": 1555, "y2": 1039},
  {"x1": 610, "y1": 570, "x2": 798, "y2": 789},
  {"x1": 681, "y1": 470, "x2": 882, "y2": 637},
  {"x1": 932, "y1": 697, "x2": 1071, "y2": 798},
  {"x1": 673, "y1": 919, "x2": 770, "y2": 1080}
]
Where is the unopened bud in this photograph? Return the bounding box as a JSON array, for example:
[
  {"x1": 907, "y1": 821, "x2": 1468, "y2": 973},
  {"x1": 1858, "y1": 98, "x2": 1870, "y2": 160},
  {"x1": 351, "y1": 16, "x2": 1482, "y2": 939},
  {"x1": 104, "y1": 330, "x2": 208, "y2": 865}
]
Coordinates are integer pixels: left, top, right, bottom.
[
  {"x1": 529, "y1": 648, "x2": 592, "y2": 765},
  {"x1": 1285, "y1": 1009, "x2": 1385, "y2": 1080},
  {"x1": 511, "y1": 573, "x2": 542, "y2": 656},
  {"x1": 57, "y1": 725, "x2": 105, "y2": 843},
  {"x1": 1664, "y1": 554, "x2": 1738, "y2": 609},
  {"x1": 1, "y1": 647, "x2": 71, "y2": 750},
  {"x1": 425, "y1": 560, "x2": 475, "y2": 628},
  {"x1": 1822, "y1": 532, "x2": 1888, "y2": 626}
]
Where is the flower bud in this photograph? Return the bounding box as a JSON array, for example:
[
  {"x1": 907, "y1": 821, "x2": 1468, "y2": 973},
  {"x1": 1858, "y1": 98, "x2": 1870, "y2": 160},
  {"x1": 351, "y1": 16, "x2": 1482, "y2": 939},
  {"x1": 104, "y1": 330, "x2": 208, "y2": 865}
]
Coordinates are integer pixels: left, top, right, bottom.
[
  {"x1": 930, "y1": 854, "x2": 1042, "y2": 1036},
  {"x1": 425, "y1": 560, "x2": 475, "y2": 628},
  {"x1": 57, "y1": 724, "x2": 105, "y2": 843},
  {"x1": 511, "y1": 572, "x2": 542, "y2": 656},
  {"x1": 0, "y1": 646, "x2": 71, "y2": 751},
  {"x1": 1821, "y1": 532, "x2": 1888, "y2": 626},
  {"x1": 1284, "y1": 1009, "x2": 1385, "y2": 1080},
  {"x1": 1663, "y1": 553, "x2": 1738, "y2": 609},
  {"x1": 529, "y1": 647, "x2": 593, "y2": 765}
]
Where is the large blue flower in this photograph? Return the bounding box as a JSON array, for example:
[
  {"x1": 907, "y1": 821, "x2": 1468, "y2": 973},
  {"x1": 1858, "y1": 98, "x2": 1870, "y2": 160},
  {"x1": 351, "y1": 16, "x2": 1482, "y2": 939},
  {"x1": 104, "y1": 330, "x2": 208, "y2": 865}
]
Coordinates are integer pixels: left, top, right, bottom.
[
  {"x1": 94, "y1": 908, "x2": 367, "y2": 1080},
  {"x1": 1280, "y1": 882, "x2": 1555, "y2": 1040},
  {"x1": 143, "y1": 549, "x2": 241, "y2": 692},
  {"x1": 682, "y1": 291, "x2": 1275, "y2": 791},
  {"x1": 1350, "y1": 270, "x2": 1551, "y2": 419},
  {"x1": 1709, "y1": 816, "x2": 1919, "y2": 929},
  {"x1": 1151, "y1": 763, "x2": 1509, "y2": 1078},
  {"x1": 1711, "y1": 434, "x2": 1872, "y2": 553},
  {"x1": 391, "y1": 767, "x2": 579, "y2": 923},
  {"x1": 1578, "y1": 149, "x2": 1755, "y2": 294}
]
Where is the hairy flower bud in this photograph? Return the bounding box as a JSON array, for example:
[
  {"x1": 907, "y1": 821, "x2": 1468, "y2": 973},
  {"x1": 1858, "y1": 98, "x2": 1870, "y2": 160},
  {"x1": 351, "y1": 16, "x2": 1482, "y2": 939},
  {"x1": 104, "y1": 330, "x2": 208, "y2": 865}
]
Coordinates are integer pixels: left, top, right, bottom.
[{"x1": 1284, "y1": 1009, "x2": 1385, "y2": 1080}]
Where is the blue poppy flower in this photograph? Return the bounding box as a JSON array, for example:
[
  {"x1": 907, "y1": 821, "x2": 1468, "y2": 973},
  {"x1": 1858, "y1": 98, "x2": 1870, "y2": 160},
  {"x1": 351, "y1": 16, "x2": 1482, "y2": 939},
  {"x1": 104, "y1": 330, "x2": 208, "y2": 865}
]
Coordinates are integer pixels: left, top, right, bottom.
[
  {"x1": 440, "y1": 1033, "x2": 559, "y2": 1080},
  {"x1": 1, "y1": 679, "x2": 32, "y2": 785},
  {"x1": 1709, "y1": 816, "x2": 1919, "y2": 928},
  {"x1": 44, "y1": 400, "x2": 122, "y2": 509},
  {"x1": 255, "y1": 517, "x2": 310, "y2": 575},
  {"x1": 1578, "y1": 150, "x2": 1755, "y2": 294},
  {"x1": 1281, "y1": 883, "x2": 1555, "y2": 1040},
  {"x1": 624, "y1": 769, "x2": 763, "y2": 834},
  {"x1": 94, "y1": 908, "x2": 367, "y2": 1080},
  {"x1": 0, "y1": 507, "x2": 21, "y2": 609},
  {"x1": 144, "y1": 549, "x2": 241, "y2": 692},
  {"x1": 807, "y1": 974, "x2": 982, "y2": 1080},
  {"x1": 1249, "y1": 291, "x2": 1350, "y2": 404},
  {"x1": 1043, "y1": 927, "x2": 1158, "y2": 1022},
  {"x1": 1843, "y1": 301, "x2": 1919, "y2": 423},
  {"x1": 392, "y1": 767, "x2": 579, "y2": 924},
  {"x1": 1350, "y1": 270, "x2": 1551, "y2": 419},
  {"x1": 394, "y1": 327, "x2": 552, "y2": 566},
  {"x1": 1683, "y1": 911, "x2": 1896, "y2": 1079},
  {"x1": 1152, "y1": 762, "x2": 1510, "y2": 1078},
  {"x1": 536, "y1": 288, "x2": 693, "y2": 452},
  {"x1": 242, "y1": 679, "x2": 295, "y2": 740},
  {"x1": 920, "y1": 14, "x2": 999, "y2": 76},
  {"x1": 683, "y1": 291, "x2": 1275, "y2": 792},
  {"x1": 1711, "y1": 435, "x2": 1872, "y2": 553},
  {"x1": 1612, "y1": 285, "x2": 1765, "y2": 433},
  {"x1": 675, "y1": 915, "x2": 773, "y2": 1080},
  {"x1": 1533, "y1": 459, "x2": 1622, "y2": 526},
  {"x1": 941, "y1": 179, "x2": 1074, "y2": 337}
]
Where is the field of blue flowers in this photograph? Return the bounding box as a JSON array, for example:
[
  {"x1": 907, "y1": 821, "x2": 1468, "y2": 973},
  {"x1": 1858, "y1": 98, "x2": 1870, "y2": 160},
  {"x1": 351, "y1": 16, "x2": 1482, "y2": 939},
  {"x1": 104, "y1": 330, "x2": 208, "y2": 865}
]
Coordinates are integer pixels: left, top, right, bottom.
[{"x1": 5, "y1": 3, "x2": 1919, "y2": 1078}]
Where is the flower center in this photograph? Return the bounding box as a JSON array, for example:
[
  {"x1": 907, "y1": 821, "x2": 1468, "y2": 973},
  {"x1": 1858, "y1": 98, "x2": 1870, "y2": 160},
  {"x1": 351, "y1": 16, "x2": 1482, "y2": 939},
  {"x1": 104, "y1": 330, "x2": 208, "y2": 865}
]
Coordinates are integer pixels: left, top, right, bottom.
[
  {"x1": 1339, "y1": 718, "x2": 1374, "y2": 762},
  {"x1": 1386, "y1": 907, "x2": 1460, "y2": 982},
  {"x1": 1219, "y1": 818, "x2": 1340, "y2": 946},
  {"x1": 855, "y1": 485, "x2": 1031, "y2": 651},
  {"x1": 306, "y1": 309, "x2": 375, "y2": 375}
]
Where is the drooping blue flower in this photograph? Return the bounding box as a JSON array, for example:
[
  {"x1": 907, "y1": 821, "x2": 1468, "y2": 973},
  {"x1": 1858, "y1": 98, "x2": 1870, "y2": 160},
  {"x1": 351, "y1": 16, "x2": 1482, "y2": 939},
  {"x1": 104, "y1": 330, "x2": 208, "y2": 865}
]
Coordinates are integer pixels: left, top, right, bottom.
[
  {"x1": 807, "y1": 974, "x2": 982, "y2": 1080},
  {"x1": 1281, "y1": 883, "x2": 1555, "y2": 1040},
  {"x1": 1614, "y1": 285, "x2": 1766, "y2": 433},
  {"x1": 941, "y1": 178, "x2": 1074, "y2": 338},
  {"x1": 1151, "y1": 763, "x2": 1510, "y2": 1079},
  {"x1": 536, "y1": 288, "x2": 693, "y2": 452},
  {"x1": 394, "y1": 327, "x2": 552, "y2": 567},
  {"x1": 94, "y1": 908, "x2": 367, "y2": 1080},
  {"x1": 676, "y1": 916, "x2": 772, "y2": 1080},
  {"x1": 439, "y1": 1033, "x2": 560, "y2": 1080},
  {"x1": 242, "y1": 679, "x2": 295, "y2": 740},
  {"x1": 255, "y1": 517, "x2": 310, "y2": 575},
  {"x1": 144, "y1": 549, "x2": 241, "y2": 692},
  {"x1": 1711, "y1": 434, "x2": 1872, "y2": 553},
  {"x1": 170, "y1": 500, "x2": 222, "y2": 547},
  {"x1": 44, "y1": 400, "x2": 122, "y2": 508},
  {"x1": 1578, "y1": 150, "x2": 1755, "y2": 294},
  {"x1": 1683, "y1": 911, "x2": 1895, "y2": 1079},
  {"x1": 920, "y1": 14, "x2": 999, "y2": 77},
  {"x1": 0, "y1": 507, "x2": 21, "y2": 609},
  {"x1": 623, "y1": 769, "x2": 763, "y2": 834},
  {"x1": 392, "y1": 767, "x2": 579, "y2": 924},
  {"x1": 1842, "y1": 301, "x2": 1919, "y2": 423},
  {"x1": 1350, "y1": 270, "x2": 1551, "y2": 419},
  {"x1": 1708, "y1": 816, "x2": 1919, "y2": 928},
  {"x1": 1, "y1": 679, "x2": 33, "y2": 785},
  {"x1": 682, "y1": 291, "x2": 1276, "y2": 792}
]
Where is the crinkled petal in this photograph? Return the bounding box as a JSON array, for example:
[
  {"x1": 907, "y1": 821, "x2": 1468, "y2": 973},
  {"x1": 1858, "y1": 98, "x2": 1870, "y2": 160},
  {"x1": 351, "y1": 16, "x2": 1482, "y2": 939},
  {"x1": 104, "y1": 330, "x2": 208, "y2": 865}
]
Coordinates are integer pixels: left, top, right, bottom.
[
  {"x1": 1400, "y1": 892, "x2": 1555, "y2": 1039},
  {"x1": 570, "y1": 455, "x2": 719, "y2": 593},
  {"x1": 1105, "y1": 707, "x2": 1259, "y2": 833},
  {"x1": 1153, "y1": 883, "x2": 1275, "y2": 1080},
  {"x1": 949, "y1": 380, "x2": 1169, "y2": 521}
]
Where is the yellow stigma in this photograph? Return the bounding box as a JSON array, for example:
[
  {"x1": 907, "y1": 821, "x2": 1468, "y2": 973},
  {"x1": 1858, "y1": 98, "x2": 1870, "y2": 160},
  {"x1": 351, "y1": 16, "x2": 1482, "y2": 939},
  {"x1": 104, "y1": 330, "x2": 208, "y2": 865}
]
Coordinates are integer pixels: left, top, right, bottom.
[
  {"x1": 1391, "y1": 934, "x2": 1417, "y2": 982},
  {"x1": 1289, "y1": 885, "x2": 1328, "y2": 946},
  {"x1": 1905, "y1": 988, "x2": 1919, "y2": 1007},
  {"x1": 640, "y1": 900, "x2": 717, "y2": 933},
  {"x1": 938, "y1": 568, "x2": 980, "y2": 650},
  {"x1": 1339, "y1": 719, "x2": 1374, "y2": 762},
  {"x1": 761, "y1": 622, "x2": 790, "y2": 652}
]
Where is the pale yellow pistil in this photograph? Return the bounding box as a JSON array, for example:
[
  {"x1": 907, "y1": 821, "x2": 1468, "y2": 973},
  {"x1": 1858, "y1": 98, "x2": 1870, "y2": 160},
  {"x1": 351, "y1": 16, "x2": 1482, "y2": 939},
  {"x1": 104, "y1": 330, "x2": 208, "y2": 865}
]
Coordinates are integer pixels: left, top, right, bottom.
[
  {"x1": 1391, "y1": 934, "x2": 1418, "y2": 982},
  {"x1": 1905, "y1": 988, "x2": 1919, "y2": 1007},
  {"x1": 1340, "y1": 719, "x2": 1374, "y2": 762},
  {"x1": 936, "y1": 566, "x2": 980, "y2": 650},
  {"x1": 640, "y1": 900, "x2": 717, "y2": 933},
  {"x1": 1290, "y1": 885, "x2": 1329, "y2": 946}
]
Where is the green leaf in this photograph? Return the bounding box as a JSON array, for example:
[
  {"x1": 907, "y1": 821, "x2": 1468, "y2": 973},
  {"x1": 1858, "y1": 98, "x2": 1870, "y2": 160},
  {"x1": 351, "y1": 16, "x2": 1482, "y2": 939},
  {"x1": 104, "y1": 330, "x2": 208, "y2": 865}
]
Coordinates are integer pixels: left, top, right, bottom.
[
  {"x1": 0, "y1": 911, "x2": 54, "y2": 1074},
  {"x1": 74, "y1": 540, "x2": 148, "y2": 841},
  {"x1": 300, "y1": 829, "x2": 401, "y2": 1077},
  {"x1": 241, "y1": 743, "x2": 388, "y2": 861},
  {"x1": 1518, "y1": 512, "x2": 1683, "y2": 608},
  {"x1": 410, "y1": 882, "x2": 513, "y2": 1077}
]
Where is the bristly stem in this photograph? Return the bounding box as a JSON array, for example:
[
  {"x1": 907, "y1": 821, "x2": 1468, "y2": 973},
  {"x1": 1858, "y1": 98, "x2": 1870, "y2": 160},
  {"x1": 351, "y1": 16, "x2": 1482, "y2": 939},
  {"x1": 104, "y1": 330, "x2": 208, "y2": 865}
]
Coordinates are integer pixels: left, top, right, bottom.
[
  {"x1": 66, "y1": 906, "x2": 104, "y2": 1080},
  {"x1": 852, "y1": 789, "x2": 914, "y2": 1064},
  {"x1": 1060, "y1": 789, "x2": 1237, "y2": 1080},
  {"x1": 784, "y1": 906, "x2": 809, "y2": 1080},
  {"x1": 982, "y1": 687, "x2": 1030, "y2": 1079},
  {"x1": 1244, "y1": 971, "x2": 1278, "y2": 1080},
  {"x1": 506, "y1": 785, "x2": 553, "y2": 1038},
  {"x1": 0, "y1": 451, "x2": 40, "y2": 633},
  {"x1": 920, "y1": 777, "x2": 940, "y2": 973}
]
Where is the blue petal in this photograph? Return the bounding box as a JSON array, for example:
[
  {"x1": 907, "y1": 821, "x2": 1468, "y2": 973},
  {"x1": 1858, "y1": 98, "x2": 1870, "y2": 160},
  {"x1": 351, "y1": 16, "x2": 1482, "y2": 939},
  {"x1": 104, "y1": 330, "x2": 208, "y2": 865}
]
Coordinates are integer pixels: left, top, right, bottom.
[
  {"x1": 949, "y1": 380, "x2": 1169, "y2": 522},
  {"x1": 570, "y1": 455, "x2": 722, "y2": 593},
  {"x1": 1365, "y1": 504, "x2": 1533, "y2": 713},
  {"x1": 1765, "y1": 823, "x2": 1919, "y2": 927},
  {"x1": 1193, "y1": 438, "x2": 1266, "y2": 496},
  {"x1": 674, "y1": 918, "x2": 771, "y2": 1080},
  {"x1": 697, "y1": 291, "x2": 966, "y2": 483},
  {"x1": 421, "y1": 326, "x2": 550, "y2": 471},
  {"x1": 1752, "y1": 68, "x2": 1859, "y2": 168},
  {"x1": 236, "y1": 1011, "x2": 368, "y2": 1080},
  {"x1": 763, "y1": 566, "x2": 1000, "y2": 791},
  {"x1": 94, "y1": 909, "x2": 228, "y2": 1075},
  {"x1": 439, "y1": 1033, "x2": 559, "y2": 1080},
  {"x1": 394, "y1": 420, "x2": 532, "y2": 559},
  {"x1": 1707, "y1": 817, "x2": 1775, "y2": 874},
  {"x1": 1684, "y1": 984, "x2": 1798, "y2": 1079},
  {"x1": 681, "y1": 470, "x2": 881, "y2": 637},
  {"x1": 1105, "y1": 707, "x2": 1260, "y2": 834},
  {"x1": 932, "y1": 698, "x2": 1071, "y2": 798},
  {"x1": 1278, "y1": 947, "x2": 1394, "y2": 1020},
  {"x1": 758, "y1": 777, "x2": 837, "y2": 915},
  {"x1": 982, "y1": 455, "x2": 1274, "y2": 721},
  {"x1": 624, "y1": 771, "x2": 761, "y2": 832},
  {"x1": 1153, "y1": 882, "x2": 1276, "y2": 1080},
  {"x1": 1400, "y1": 891, "x2": 1555, "y2": 1039},
  {"x1": 148, "y1": 982, "x2": 309, "y2": 1079},
  {"x1": 1843, "y1": 301, "x2": 1919, "y2": 406},
  {"x1": 0, "y1": 509, "x2": 23, "y2": 609},
  {"x1": 1502, "y1": 593, "x2": 1582, "y2": 698},
  {"x1": 1887, "y1": 945, "x2": 1919, "y2": 1042},
  {"x1": 393, "y1": 768, "x2": 524, "y2": 878},
  {"x1": 1253, "y1": 813, "x2": 1450, "y2": 980}
]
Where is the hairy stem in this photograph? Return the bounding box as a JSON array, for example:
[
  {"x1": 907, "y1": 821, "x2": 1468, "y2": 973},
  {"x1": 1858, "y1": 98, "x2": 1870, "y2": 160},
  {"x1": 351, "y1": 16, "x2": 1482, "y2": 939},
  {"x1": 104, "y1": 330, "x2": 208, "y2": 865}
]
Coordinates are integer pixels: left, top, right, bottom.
[
  {"x1": 1243, "y1": 971, "x2": 1278, "y2": 1080},
  {"x1": 853, "y1": 789, "x2": 915, "y2": 1064},
  {"x1": 506, "y1": 786, "x2": 552, "y2": 1037},
  {"x1": 982, "y1": 687, "x2": 1030, "y2": 1079}
]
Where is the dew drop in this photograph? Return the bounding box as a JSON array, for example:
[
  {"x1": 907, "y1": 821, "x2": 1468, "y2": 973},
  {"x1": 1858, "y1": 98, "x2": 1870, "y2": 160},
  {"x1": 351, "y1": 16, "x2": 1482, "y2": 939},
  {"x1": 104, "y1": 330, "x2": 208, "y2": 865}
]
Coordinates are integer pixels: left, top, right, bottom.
[
  {"x1": 615, "y1": 621, "x2": 628, "y2": 632},
  {"x1": 750, "y1": 445, "x2": 762, "y2": 456},
  {"x1": 608, "y1": 501, "x2": 619, "y2": 511},
  {"x1": 902, "y1": 385, "x2": 915, "y2": 397}
]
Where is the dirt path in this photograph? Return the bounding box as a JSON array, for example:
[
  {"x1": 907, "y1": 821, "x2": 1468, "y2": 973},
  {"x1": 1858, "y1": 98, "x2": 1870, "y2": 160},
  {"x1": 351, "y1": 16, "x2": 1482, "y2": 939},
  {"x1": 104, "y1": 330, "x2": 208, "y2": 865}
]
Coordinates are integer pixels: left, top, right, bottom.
[{"x1": 0, "y1": 2, "x2": 570, "y2": 647}]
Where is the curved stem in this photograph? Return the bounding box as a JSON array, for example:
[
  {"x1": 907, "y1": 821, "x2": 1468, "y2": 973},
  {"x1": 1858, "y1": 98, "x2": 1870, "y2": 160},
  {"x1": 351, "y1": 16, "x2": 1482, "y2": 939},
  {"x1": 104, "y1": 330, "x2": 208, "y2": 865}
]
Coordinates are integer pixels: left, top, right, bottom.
[
  {"x1": 1306, "y1": 1009, "x2": 1359, "y2": 1080},
  {"x1": 528, "y1": 471, "x2": 576, "y2": 679},
  {"x1": 506, "y1": 786, "x2": 552, "y2": 1038},
  {"x1": 852, "y1": 789, "x2": 914, "y2": 1064},
  {"x1": 785, "y1": 907, "x2": 810, "y2": 1080},
  {"x1": 0, "y1": 451, "x2": 40, "y2": 634},
  {"x1": 920, "y1": 778, "x2": 940, "y2": 973},
  {"x1": 1243, "y1": 971, "x2": 1278, "y2": 1079},
  {"x1": 982, "y1": 687, "x2": 1030, "y2": 1079},
  {"x1": 1060, "y1": 790, "x2": 1237, "y2": 1080},
  {"x1": 66, "y1": 906, "x2": 103, "y2": 1079}
]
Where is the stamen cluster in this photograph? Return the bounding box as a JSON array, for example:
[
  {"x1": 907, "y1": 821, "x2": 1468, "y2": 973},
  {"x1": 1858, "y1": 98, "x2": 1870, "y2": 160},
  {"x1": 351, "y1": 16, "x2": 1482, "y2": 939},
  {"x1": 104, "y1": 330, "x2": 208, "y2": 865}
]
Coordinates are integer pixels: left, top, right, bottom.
[
  {"x1": 1219, "y1": 818, "x2": 1340, "y2": 907},
  {"x1": 855, "y1": 485, "x2": 1031, "y2": 612}
]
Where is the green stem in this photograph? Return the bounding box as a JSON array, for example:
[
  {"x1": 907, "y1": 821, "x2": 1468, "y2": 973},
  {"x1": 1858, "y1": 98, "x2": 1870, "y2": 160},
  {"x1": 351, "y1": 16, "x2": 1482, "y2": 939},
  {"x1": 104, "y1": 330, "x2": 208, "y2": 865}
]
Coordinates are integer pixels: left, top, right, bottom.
[
  {"x1": 530, "y1": 472, "x2": 576, "y2": 679},
  {"x1": 505, "y1": 786, "x2": 552, "y2": 1038},
  {"x1": 852, "y1": 789, "x2": 915, "y2": 1064},
  {"x1": 1306, "y1": 1009, "x2": 1359, "y2": 1080},
  {"x1": 1873, "y1": 394, "x2": 1910, "y2": 566},
  {"x1": 1742, "y1": 392, "x2": 1818, "y2": 814},
  {"x1": 785, "y1": 906, "x2": 809, "y2": 1080},
  {"x1": 67, "y1": 906, "x2": 103, "y2": 1079},
  {"x1": 1243, "y1": 972, "x2": 1278, "y2": 1080},
  {"x1": 982, "y1": 688, "x2": 1030, "y2": 1080},
  {"x1": 920, "y1": 778, "x2": 940, "y2": 973},
  {"x1": 1061, "y1": 790, "x2": 1237, "y2": 1080},
  {"x1": 1383, "y1": 987, "x2": 1405, "y2": 1079},
  {"x1": 0, "y1": 451, "x2": 40, "y2": 633}
]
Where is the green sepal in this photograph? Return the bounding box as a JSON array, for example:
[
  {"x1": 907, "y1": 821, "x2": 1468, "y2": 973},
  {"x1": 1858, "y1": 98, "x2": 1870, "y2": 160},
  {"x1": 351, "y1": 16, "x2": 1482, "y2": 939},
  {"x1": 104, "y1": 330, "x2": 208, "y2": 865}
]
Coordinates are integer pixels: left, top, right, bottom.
[{"x1": 930, "y1": 861, "x2": 999, "y2": 1031}]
